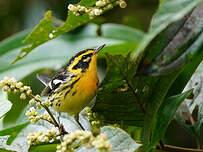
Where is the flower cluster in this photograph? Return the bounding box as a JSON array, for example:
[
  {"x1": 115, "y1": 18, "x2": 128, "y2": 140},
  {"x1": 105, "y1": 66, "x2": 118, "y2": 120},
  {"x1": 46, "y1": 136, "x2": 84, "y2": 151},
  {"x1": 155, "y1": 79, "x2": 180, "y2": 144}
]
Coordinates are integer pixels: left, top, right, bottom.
[
  {"x1": 29, "y1": 97, "x2": 51, "y2": 109},
  {"x1": 0, "y1": 76, "x2": 32, "y2": 100},
  {"x1": 68, "y1": 0, "x2": 127, "y2": 19},
  {"x1": 25, "y1": 107, "x2": 54, "y2": 124},
  {"x1": 27, "y1": 128, "x2": 58, "y2": 145},
  {"x1": 86, "y1": 108, "x2": 120, "y2": 130},
  {"x1": 25, "y1": 107, "x2": 39, "y2": 123},
  {"x1": 92, "y1": 134, "x2": 111, "y2": 151},
  {"x1": 56, "y1": 130, "x2": 111, "y2": 152},
  {"x1": 86, "y1": 108, "x2": 102, "y2": 127},
  {"x1": 0, "y1": 76, "x2": 54, "y2": 125}
]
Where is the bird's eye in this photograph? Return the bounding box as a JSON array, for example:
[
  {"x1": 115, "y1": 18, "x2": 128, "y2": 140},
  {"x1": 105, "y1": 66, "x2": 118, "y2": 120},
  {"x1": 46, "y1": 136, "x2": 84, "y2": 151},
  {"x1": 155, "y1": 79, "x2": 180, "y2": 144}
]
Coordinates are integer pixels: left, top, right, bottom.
[{"x1": 82, "y1": 55, "x2": 88, "y2": 59}]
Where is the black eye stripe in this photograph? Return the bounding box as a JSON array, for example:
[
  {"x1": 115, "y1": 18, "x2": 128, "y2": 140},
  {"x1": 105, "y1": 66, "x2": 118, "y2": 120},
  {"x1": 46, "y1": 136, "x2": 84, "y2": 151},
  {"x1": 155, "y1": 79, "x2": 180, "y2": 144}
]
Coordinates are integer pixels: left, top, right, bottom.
[
  {"x1": 72, "y1": 54, "x2": 92, "y2": 73},
  {"x1": 65, "y1": 50, "x2": 93, "y2": 67},
  {"x1": 82, "y1": 53, "x2": 93, "y2": 59}
]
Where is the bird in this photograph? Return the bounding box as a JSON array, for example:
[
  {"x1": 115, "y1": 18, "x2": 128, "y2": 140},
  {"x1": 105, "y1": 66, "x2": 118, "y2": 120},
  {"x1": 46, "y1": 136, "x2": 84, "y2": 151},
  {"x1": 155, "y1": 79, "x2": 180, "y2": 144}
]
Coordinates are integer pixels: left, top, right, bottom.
[{"x1": 37, "y1": 44, "x2": 105, "y2": 130}]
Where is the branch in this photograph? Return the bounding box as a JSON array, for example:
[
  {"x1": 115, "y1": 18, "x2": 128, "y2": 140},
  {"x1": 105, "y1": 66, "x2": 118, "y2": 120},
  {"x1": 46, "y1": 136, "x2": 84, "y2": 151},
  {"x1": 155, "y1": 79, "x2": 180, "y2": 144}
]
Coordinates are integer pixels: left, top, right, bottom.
[
  {"x1": 136, "y1": 140, "x2": 203, "y2": 152},
  {"x1": 159, "y1": 144, "x2": 203, "y2": 152},
  {"x1": 29, "y1": 94, "x2": 68, "y2": 135}
]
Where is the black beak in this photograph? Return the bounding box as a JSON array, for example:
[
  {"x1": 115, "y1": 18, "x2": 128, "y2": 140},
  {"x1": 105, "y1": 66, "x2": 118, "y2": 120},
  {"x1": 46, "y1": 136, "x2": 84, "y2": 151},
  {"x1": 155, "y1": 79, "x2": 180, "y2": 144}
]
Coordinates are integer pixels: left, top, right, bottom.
[{"x1": 94, "y1": 44, "x2": 105, "y2": 54}]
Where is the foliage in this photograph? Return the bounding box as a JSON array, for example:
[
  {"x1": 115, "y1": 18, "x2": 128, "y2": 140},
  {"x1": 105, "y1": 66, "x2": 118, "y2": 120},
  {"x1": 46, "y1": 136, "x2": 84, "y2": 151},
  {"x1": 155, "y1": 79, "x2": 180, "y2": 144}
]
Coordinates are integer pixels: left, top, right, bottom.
[{"x1": 0, "y1": 0, "x2": 203, "y2": 152}]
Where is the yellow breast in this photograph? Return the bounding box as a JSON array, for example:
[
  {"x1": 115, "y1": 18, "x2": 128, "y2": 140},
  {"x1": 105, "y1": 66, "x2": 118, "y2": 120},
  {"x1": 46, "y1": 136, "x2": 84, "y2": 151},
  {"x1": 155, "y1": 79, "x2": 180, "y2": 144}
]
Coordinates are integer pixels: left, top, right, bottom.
[{"x1": 52, "y1": 54, "x2": 98, "y2": 115}]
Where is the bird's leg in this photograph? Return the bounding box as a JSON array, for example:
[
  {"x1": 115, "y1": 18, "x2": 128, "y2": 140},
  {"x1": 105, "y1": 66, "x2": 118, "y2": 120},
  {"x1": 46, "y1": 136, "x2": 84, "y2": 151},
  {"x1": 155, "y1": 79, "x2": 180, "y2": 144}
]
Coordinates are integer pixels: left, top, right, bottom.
[
  {"x1": 74, "y1": 114, "x2": 85, "y2": 130},
  {"x1": 56, "y1": 112, "x2": 68, "y2": 135},
  {"x1": 56, "y1": 112, "x2": 61, "y2": 124}
]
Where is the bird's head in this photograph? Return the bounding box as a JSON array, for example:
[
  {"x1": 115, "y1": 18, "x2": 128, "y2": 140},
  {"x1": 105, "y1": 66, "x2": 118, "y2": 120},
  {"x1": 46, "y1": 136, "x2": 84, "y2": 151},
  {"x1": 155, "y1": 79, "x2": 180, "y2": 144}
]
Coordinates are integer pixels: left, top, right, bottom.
[{"x1": 66, "y1": 44, "x2": 105, "y2": 74}]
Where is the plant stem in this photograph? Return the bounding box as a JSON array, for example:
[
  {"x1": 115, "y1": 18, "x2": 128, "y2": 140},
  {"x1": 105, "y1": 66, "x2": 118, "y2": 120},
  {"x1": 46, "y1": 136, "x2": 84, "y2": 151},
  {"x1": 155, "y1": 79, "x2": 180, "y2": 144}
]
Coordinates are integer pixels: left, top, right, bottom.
[
  {"x1": 159, "y1": 144, "x2": 203, "y2": 152},
  {"x1": 187, "y1": 111, "x2": 201, "y2": 149},
  {"x1": 136, "y1": 141, "x2": 203, "y2": 152},
  {"x1": 29, "y1": 94, "x2": 68, "y2": 135}
]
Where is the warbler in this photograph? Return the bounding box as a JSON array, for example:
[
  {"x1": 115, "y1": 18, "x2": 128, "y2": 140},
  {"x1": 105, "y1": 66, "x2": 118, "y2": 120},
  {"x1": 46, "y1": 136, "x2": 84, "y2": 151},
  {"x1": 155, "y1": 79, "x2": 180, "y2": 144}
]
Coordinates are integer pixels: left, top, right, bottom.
[{"x1": 37, "y1": 44, "x2": 105, "y2": 130}]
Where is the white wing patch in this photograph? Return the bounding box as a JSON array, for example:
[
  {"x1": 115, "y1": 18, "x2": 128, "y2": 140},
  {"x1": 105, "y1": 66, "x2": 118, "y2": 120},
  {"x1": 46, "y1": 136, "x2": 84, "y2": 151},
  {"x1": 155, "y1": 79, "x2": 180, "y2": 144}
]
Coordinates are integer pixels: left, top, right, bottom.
[
  {"x1": 53, "y1": 79, "x2": 63, "y2": 85},
  {"x1": 48, "y1": 82, "x2": 53, "y2": 89}
]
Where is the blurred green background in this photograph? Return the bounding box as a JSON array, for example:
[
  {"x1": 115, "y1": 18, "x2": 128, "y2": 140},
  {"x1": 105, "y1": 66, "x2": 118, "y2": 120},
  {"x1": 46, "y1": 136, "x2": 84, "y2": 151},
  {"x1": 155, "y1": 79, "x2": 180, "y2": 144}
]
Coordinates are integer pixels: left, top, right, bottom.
[
  {"x1": 0, "y1": 0, "x2": 157, "y2": 41},
  {"x1": 0, "y1": 0, "x2": 201, "y2": 149}
]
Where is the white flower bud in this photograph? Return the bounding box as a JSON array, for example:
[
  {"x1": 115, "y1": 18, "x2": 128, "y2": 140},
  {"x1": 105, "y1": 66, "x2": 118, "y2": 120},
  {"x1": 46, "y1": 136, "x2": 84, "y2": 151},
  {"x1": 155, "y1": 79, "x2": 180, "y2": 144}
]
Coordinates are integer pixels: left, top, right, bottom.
[
  {"x1": 2, "y1": 86, "x2": 9, "y2": 91},
  {"x1": 10, "y1": 85, "x2": 15, "y2": 89},
  {"x1": 93, "y1": 9, "x2": 102, "y2": 16},
  {"x1": 36, "y1": 102, "x2": 41, "y2": 109},
  {"x1": 107, "y1": 4, "x2": 113, "y2": 9},
  {"x1": 13, "y1": 89, "x2": 18, "y2": 94},
  {"x1": 24, "y1": 86, "x2": 31, "y2": 91},
  {"x1": 29, "y1": 99, "x2": 35, "y2": 104},
  {"x1": 68, "y1": 4, "x2": 78, "y2": 12},
  {"x1": 0, "y1": 80, "x2": 4, "y2": 88},
  {"x1": 89, "y1": 10, "x2": 95, "y2": 16},
  {"x1": 43, "y1": 100, "x2": 50, "y2": 107},
  {"x1": 119, "y1": 0, "x2": 127, "y2": 8},
  {"x1": 16, "y1": 82, "x2": 23, "y2": 88},
  {"x1": 20, "y1": 93, "x2": 26, "y2": 100},
  {"x1": 85, "y1": 8, "x2": 91, "y2": 13},
  {"x1": 26, "y1": 89, "x2": 32, "y2": 95},
  {"x1": 96, "y1": 1, "x2": 106, "y2": 7},
  {"x1": 35, "y1": 95, "x2": 41, "y2": 100},
  {"x1": 19, "y1": 87, "x2": 24, "y2": 92},
  {"x1": 68, "y1": 4, "x2": 74, "y2": 10},
  {"x1": 79, "y1": 6, "x2": 86, "y2": 11}
]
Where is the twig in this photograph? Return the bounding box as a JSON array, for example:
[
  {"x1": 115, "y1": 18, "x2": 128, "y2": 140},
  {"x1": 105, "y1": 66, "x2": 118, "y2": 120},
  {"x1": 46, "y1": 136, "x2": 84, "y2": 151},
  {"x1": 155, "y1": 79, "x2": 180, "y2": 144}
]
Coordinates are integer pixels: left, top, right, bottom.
[
  {"x1": 160, "y1": 144, "x2": 203, "y2": 152},
  {"x1": 136, "y1": 140, "x2": 203, "y2": 152},
  {"x1": 29, "y1": 94, "x2": 68, "y2": 135},
  {"x1": 29, "y1": 94, "x2": 59, "y2": 127}
]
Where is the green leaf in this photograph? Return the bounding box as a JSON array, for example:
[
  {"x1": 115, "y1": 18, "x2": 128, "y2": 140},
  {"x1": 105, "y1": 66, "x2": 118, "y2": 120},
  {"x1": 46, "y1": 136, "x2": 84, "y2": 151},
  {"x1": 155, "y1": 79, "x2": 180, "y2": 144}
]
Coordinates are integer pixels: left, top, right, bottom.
[
  {"x1": 101, "y1": 127, "x2": 141, "y2": 152},
  {"x1": 77, "y1": 126, "x2": 141, "y2": 152},
  {"x1": 59, "y1": 109, "x2": 91, "y2": 132},
  {"x1": 0, "y1": 148, "x2": 16, "y2": 152},
  {"x1": 143, "y1": 4, "x2": 203, "y2": 75},
  {"x1": 0, "y1": 23, "x2": 143, "y2": 126},
  {"x1": 137, "y1": 3, "x2": 203, "y2": 151},
  {"x1": 0, "y1": 91, "x2": 12, "y2": 119},
  {"x1": 175, "y1": 63, "x2": 203, "y2": 145},
  {"x1": 93, "y1": 54, "x2": 145, "y2": 126},
  {"x1": 149, "y1": 90, "x2": 193, "y2": 149},
  {"x1": 11, "y1": 0, "x2": 99, "y2": 64},
  {"x1": 30, "y1": 127, "x2": 141, "y2": 152},
  {"x1": 101, "y1": 23, "x2": 144, "y2": 42},
  {"x1": 0, "y1": 122, "x2": 29, "y2": 145},
  {"x1": 0, "y1": 136, "x2": 17, "y2": 152},
  {"x1": 132, "y1": 0, "x2": 202, "y2": 61},
  {"x1": 0, "y1": 23, "x2": 143, "y2": 81},
  {"x1": 29, "y1": 142, "x2": 59, "y2": 152},
  {"x1": 0, "y1": 30, "x2": 29, "y2": 56}
]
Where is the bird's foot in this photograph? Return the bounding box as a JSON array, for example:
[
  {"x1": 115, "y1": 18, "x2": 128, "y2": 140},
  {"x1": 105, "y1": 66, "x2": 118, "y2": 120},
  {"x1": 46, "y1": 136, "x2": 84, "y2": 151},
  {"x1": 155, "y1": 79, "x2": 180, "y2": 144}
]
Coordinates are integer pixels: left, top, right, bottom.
[{"x1": 59, "y1": 123, "x2": 68, "y2": 135}]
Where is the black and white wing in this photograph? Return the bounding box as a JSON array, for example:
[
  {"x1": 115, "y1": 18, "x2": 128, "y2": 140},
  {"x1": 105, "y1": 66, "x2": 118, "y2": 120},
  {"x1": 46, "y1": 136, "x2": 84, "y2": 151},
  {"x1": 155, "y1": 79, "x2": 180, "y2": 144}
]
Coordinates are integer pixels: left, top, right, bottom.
[{"x1": 37, "y1": 72, "x2": 75, "y2": 96}]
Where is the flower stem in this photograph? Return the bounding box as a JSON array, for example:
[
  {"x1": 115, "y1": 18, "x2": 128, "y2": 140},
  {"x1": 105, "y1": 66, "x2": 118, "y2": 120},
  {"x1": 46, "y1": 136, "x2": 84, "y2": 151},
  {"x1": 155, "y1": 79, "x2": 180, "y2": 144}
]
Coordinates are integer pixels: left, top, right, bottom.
[{"x1": 29, "y1": 94, "x2": 68, "y2": 135}]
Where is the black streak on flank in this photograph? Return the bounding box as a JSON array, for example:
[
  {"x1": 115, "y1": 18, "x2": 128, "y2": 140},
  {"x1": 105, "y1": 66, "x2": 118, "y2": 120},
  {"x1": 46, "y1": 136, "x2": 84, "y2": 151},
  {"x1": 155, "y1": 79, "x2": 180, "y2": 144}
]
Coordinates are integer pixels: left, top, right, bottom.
[
  {"x1": 49, "y1": 98, "x2": 54, "y2": 103},
  {"x1": 55, "y1": 102, "x2": 61, "y2": 107},
  {"x1": 64, "y1": 78, "x2": 80, "y2": 99},
  {"x1": 64, "y1": 90, "x2": 71, "y2": 98},
  {"x1": 70, "y1": 78, "x2": 80, "y2": 89},
  {"x1": 61, "y1": 85, "x2": 71, "y2": 91},
  {"x1": 72, "y1": 53, "x2": 93, "y2": 73},
  {"x1": 72, "y1": 91, "x2": 77, "y2": 96}
]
